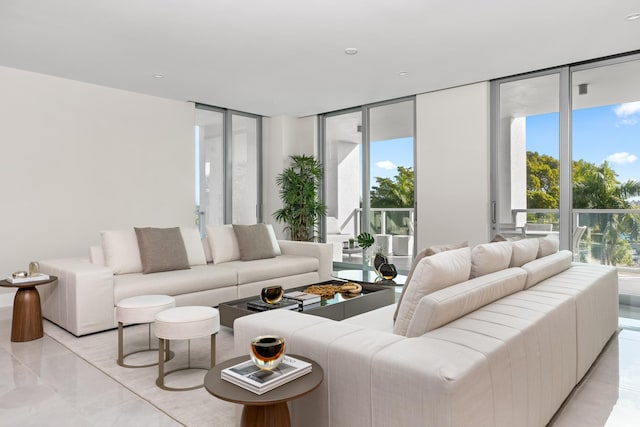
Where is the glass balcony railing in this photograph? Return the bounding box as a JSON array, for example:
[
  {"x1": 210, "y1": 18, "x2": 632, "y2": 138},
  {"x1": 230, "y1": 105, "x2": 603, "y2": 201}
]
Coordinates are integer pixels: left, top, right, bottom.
[
  {"x1": 574, "y1": 209, "x2": 640, "y2": 268},
  {"x1": 349, "y1": 208, "x2": 415, "y2": 236}
]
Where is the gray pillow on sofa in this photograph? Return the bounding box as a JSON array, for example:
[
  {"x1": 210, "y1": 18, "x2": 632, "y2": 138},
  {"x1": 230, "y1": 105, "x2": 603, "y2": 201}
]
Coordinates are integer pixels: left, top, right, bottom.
[
  {"x1": 134, "y1": 227, "x2": 190, "y2": 274},
  {"x1": 233, "y1": 224, "x2": 277, "y2": 261}
]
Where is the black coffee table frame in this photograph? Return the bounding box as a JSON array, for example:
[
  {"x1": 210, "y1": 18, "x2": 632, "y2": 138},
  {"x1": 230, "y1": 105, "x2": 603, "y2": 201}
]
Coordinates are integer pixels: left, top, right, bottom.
[{"x1": 218, "y1": 280, "x2": 394, "y2": 328}]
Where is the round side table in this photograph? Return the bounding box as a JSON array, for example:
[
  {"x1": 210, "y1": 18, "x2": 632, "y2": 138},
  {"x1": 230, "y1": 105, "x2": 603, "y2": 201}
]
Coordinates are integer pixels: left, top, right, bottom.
[
  {"x1": 204, "y1": 354, "x2": 323, "y2": 427},
  {"x1": 0, "y1": 276, "x2": 57, "y2": 342}
]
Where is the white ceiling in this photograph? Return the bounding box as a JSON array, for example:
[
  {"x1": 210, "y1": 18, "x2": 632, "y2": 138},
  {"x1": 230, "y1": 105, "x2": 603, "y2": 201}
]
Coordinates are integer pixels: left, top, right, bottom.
[{"x1": 1, "y1": 0, "x2": 639, "y2": 117}]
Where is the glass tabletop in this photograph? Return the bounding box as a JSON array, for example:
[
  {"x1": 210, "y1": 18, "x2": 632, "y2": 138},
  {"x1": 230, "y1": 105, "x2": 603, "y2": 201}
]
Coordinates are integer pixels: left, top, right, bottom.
[{"x1": 332, "y1": 269, "x2": 406, "y2": 286}]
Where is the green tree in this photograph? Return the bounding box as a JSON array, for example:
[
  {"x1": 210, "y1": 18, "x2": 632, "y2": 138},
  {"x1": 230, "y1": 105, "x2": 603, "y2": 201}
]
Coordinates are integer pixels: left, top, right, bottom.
[
  {"x1": 274, "y1": 155, "x2": 327, "y2": 241},
  {"x1": 369, "y1": 166, "x2": 415, "y2": 235},
  {"x1": 527, "y1": 151, "x2": 559, "y2": 209},
  {"x1": 370, "y1": 166, "x2": 414, "y2": 208},
  {"x1": 527, "y1": 153, "x2": 640, "y2": 265}
]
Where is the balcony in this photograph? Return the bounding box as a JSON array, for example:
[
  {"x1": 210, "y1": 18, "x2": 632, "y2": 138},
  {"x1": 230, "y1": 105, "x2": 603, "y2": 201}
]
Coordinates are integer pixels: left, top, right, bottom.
[
  {"x1": 503, "y1": 208, "x2": 640, "y2": 322},
  {"x1": 330, "y1": 208, "x2": 414, "y2": 273}
]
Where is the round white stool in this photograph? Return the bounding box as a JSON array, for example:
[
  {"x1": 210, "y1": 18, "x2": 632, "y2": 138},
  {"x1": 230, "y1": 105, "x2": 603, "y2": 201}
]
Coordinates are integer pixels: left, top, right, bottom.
[
  {"x1": 154, "y1": 306, "x2": 220, "y2": 391},
  {"x1": 116, "y1": 294, "x2": 176, "y2": 368}
]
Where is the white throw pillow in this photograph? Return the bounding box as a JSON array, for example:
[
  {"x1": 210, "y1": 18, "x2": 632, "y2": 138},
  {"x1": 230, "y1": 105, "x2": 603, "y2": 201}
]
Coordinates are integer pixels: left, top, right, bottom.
[
  {"x1": 180, "y1": 227, "x2": 207, "y2": 266},
  {"x1": 265, "y1": 224, "x2": 282, "y2": 256},
  {"x1": 202, "y1": 237, "x2": 213, "y2": 263},
  {"x1": 89, "y1": 245, "x2": 105, "y2": 266},
  {"x1": 537, "y1": 234, "x2": 559, "y2": 258},
  {"x1": 522, "y1": 250, "x2": 572, "y2": 288},
  {"x1": 509, "y1": 238, "x2": 539, "y2": 267},
  {"x1": 100, "y1": 229, "x2": 143, "y2": 274},
  {"x1": 470, "y1": 241, "x2": 512, "y2": 278},
  {"x1": 393, "y1": 247, "x2": 471, "y2": 336},
  {"x1": 205, "y1": 224, "x2": 241, "y2": 264},
  {"x1": 406, "y1": 268, "x2": 527, "y2": 337}
]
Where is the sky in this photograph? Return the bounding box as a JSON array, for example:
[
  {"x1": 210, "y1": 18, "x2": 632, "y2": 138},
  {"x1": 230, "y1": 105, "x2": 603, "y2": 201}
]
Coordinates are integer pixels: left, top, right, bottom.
[
  {"x1": 527, "y1": 101, "x2": 640, "y2": 183},
  {"x1": 369, "y1": 136, "x2": 414, "y2": 182}
]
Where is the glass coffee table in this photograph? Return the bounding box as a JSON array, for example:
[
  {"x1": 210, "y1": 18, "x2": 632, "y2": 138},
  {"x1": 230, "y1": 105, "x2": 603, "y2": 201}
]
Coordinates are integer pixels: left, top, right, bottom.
[
  {"x1": 332, "y1": 269, "x2": 407, "y2": 286},
  {"x1": 218, "y1": 280, "x2": 395, "y2": 328}
]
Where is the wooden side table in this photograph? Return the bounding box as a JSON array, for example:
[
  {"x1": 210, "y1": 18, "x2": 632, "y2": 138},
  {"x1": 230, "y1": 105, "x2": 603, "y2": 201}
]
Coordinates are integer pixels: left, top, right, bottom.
[
  {"x1": 0, "y1": 276, "x2": 57, "y2": 342},
  {"x1": 204, "y1": 354, "x2": 323, "y2": 427}
]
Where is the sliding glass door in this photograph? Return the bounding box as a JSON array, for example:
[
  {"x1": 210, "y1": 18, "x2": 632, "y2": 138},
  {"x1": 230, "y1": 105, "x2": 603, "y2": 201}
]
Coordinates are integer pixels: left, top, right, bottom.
[
  {"x1": 492, "y1": 52, "x2": 640, "y2": 320},
  {"x1": 196, "y1": 106, "x2": 225, "y2": 231},
  {"x1": 322, "y1": 98, "x2": 415, "y2": 271},
  {"x1": 230, "y1": 113, "x2": 261, "y2": 224},
  {"x1": 492, "y1": 72, "x2": 562, "y2": 239},
  {"x1": 195, "y1": 105, "x2": 262, "y2": 233}
]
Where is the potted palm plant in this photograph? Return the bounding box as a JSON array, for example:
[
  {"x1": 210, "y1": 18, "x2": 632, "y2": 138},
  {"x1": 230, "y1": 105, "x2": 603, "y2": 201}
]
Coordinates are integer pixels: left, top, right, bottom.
[{"x1": 274, "y1": 155, "x2": 327, "y2": 241}]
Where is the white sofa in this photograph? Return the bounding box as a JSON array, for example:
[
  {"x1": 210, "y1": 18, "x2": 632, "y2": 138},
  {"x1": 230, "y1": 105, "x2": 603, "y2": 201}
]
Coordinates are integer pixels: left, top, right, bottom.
[
  {"x1": 39, "y1": 225, "x2": 332, "y2": 336},
  {"x1": 233, "y1": 237, "x2": 619, "y2": 427}
]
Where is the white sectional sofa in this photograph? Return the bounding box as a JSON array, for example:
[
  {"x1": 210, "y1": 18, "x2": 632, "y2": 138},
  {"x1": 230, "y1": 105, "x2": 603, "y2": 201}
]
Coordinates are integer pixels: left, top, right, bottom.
[
  {"x1": 38, "y1": 225, "x2": 332, "y2": 336},
  {"x1": 233, "y1": 237, "x2": 619, "y2": 427}
]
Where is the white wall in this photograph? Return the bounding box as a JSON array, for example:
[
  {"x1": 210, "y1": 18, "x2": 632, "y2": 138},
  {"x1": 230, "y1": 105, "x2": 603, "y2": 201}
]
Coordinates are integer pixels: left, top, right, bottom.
[
  {"x1": 0, "y1": 66, "x2": 195, "y2": 303},
  {"x1": 415, "y1": 82, "x2": 491, "y2": 249},
  {"x1": 262, "y1": 115, "x2": 317, "y2": 239}
]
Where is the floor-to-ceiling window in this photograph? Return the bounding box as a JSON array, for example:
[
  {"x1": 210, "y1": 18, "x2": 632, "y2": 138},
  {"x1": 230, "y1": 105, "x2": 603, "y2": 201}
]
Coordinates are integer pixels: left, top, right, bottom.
[
  {"x1": 491, "y1": 52, "x2": 640, "y2": 323},
  {"x1": 195, "y1": 104, "x2": 262, "y2": 233},
  {"x1": 321, "y1": 98, "x2": 415, "y2": 271},
  {"x1": 492, "y1": 72, "x2": 562, "y2": 239}
]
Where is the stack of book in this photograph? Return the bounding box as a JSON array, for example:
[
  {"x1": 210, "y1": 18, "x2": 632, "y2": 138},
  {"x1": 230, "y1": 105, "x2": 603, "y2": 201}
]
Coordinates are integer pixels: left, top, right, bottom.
[
  {"x1": 221, "y1": 355, "x2": 312, "y2": 395},
  {"x1": 246, "y1": 299, "x2": 299, "y2": 312},
  {"x1": 5, "y1": 273, "x2": 50, "y2": 284},
  {"x1": 283, "y1": 291, "x2": 321, "y2": 307}
]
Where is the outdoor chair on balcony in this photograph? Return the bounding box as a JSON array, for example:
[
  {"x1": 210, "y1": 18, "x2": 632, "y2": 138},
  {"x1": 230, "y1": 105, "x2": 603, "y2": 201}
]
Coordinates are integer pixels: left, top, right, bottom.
[
  {"x1": 325, "y1": 216, "x2": 353, "y2": 262},
  {"x1": 573, "y1": 226, "x2": 587, "y2": 261},
  {"x1": 524, "y1": 223, "x2": 554, "y2": 237}
]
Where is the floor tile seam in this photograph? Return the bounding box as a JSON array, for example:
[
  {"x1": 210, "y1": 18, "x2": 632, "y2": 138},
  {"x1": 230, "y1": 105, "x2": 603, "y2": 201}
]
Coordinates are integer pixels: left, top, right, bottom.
[{"x1": 44, "y1": 329, "x2": 186, "y2": 426}]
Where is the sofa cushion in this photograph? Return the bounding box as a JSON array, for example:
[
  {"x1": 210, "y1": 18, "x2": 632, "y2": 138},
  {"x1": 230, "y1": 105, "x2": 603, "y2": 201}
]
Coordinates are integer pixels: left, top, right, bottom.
[
  {"x1": 537, "y1": 234, "x2": 559, "y2": 258},
  {"x1": 113, "y1": 264, "x2": 237, "y2": 303},
  {"x1": 222, "y1": 254, "x2": 319, "y2": 285},
  {"x1": 509, "y1": 238, "x2": 539, "y2": 267},
  {"x1": 470, "y1": 241, "x2": 512, "y2": 278},
  {"x1": 101, "y1": 229, "x2": 143, "y2": 274},
  {"x1": 135, "y1": 227, "x2": 190, "y2": 274},
  {"x1": 393, "y1": 241, "x2": 468, "y2": 322},
  {"x1": 522, "y1": 250, "x2": 572, "y2": 289},
  {"x1": 180, "y1": 227, "x2": 207, "y2": 266},
  {"x1": 233, "y1": 224, "x2": 277, "y2": 261},
  {"x1": 393, "y1": 247, "x2": 471, "y2": 336},
  {"x1": 206, "y1": 224, "x2": 241, "y2": 264},
  {"x1": 406, "y1": 268, "x2": 527, "y2": 337}
]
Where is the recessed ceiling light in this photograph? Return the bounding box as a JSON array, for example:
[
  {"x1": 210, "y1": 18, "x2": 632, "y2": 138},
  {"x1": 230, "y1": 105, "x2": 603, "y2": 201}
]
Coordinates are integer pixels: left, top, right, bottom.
[
  {"x1": 344, "y1": 48, "x2": 358, "y2": 55},
  {"x1": 626, "y1": 12, "x2": 640, "y2": 21},
  {"x1": 399, "y1": 71, "x2": 408, "y2": 76},
  {"x1": 152, "y1": 73, "x2": 164, "y2": 78}
]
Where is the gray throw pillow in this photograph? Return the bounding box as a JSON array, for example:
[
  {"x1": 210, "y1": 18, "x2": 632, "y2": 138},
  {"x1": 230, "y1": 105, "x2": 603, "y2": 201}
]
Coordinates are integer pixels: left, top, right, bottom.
[
  {"x1": 233, "y1": 224, "x2": 277, "y2": 261},
  {"x1": 135, "y1": 227, "x2": 190, "y2": 274}
]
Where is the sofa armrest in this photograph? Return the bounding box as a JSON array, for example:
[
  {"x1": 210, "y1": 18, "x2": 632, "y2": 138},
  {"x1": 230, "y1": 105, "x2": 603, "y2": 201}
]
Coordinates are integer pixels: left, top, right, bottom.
[
  {"x1": 39, "y1": 258, "x2": 115, "y2": 336},
  {"x1": 278, "y1": 240, "x2": 332, "y2": 281}
]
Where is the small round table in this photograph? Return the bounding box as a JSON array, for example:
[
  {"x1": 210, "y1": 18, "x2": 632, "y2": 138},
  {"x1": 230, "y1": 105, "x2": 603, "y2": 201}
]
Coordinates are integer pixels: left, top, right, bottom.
[
  {"x1": 0, "y1": 276, "x2": 57, "y2": 342},
  {"x1": 204, "y1": 354, "x2": 323, "y2": 427}
]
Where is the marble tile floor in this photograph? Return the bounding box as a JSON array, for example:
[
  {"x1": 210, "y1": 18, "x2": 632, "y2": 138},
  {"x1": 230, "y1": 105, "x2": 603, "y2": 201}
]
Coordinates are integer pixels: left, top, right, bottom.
[{"x1": 1, "y1": 304, "x2": 640, "y2": 426}]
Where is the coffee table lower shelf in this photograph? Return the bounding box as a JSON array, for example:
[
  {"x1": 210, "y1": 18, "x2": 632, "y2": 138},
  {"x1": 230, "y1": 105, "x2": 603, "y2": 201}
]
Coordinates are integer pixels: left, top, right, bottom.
[{"x1": 218, "y1": 280, "x2": 394, "y2": 328}]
